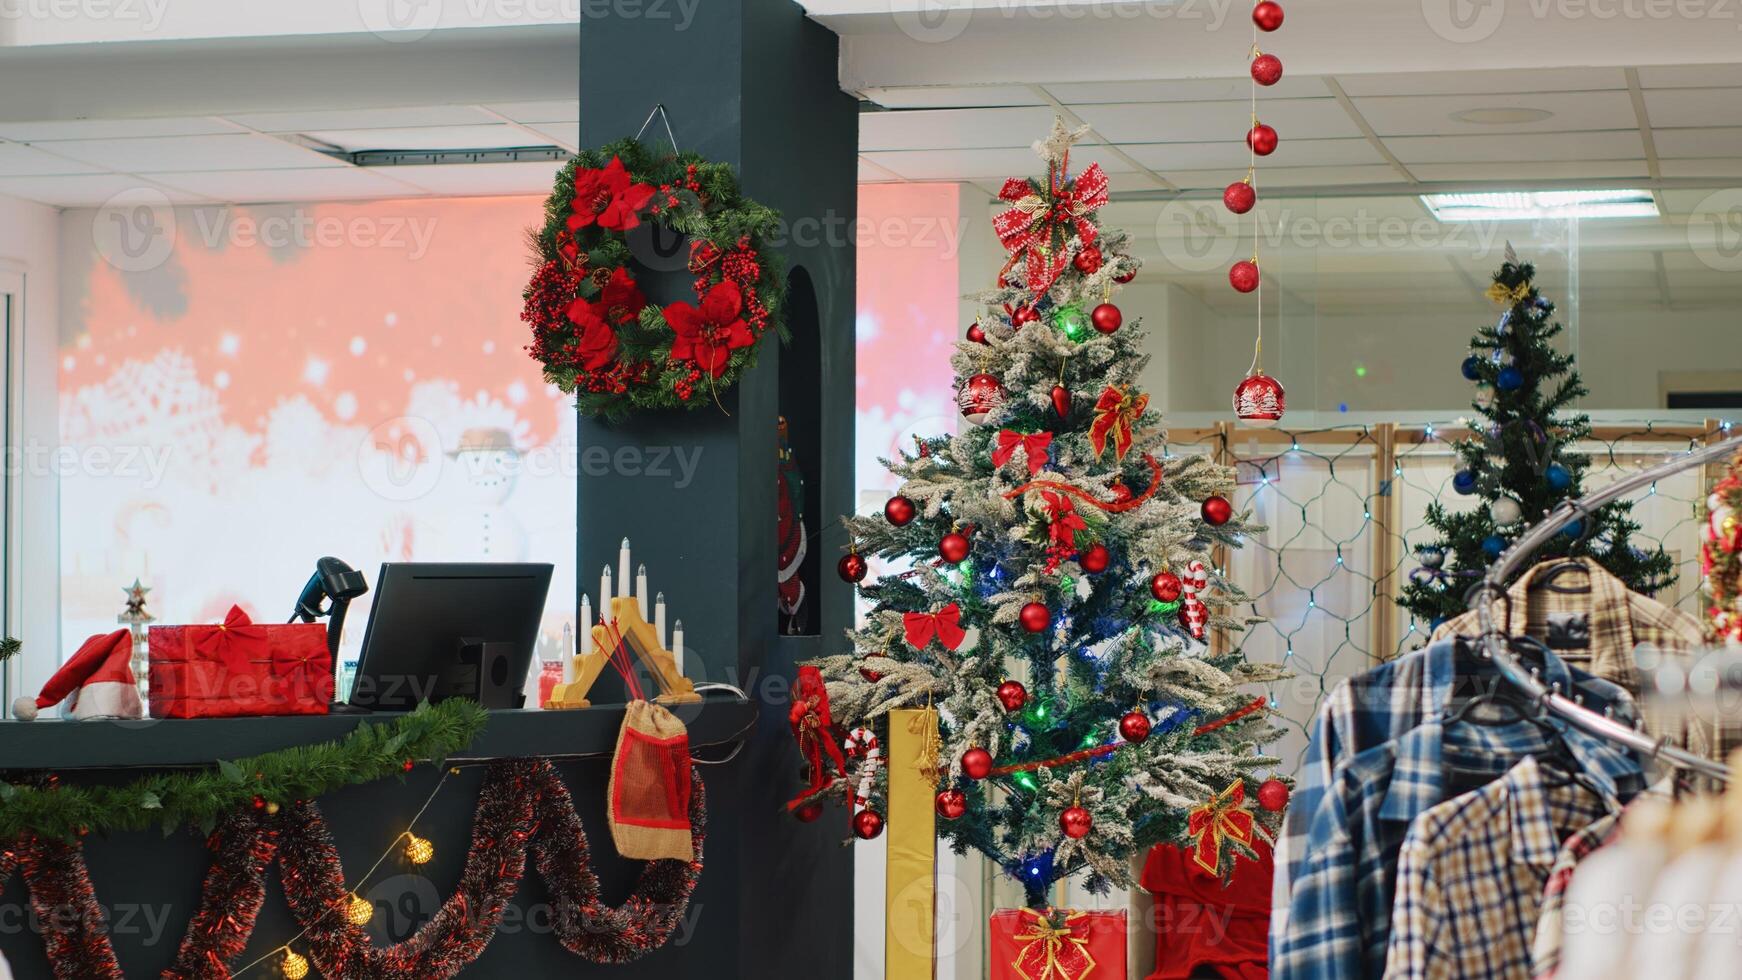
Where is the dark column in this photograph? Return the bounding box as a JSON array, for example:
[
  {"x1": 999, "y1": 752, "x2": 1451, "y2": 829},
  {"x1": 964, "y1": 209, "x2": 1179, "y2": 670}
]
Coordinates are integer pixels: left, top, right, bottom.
[{"x1": 579, "y1": 2, "x2": 857, "y2": 977}]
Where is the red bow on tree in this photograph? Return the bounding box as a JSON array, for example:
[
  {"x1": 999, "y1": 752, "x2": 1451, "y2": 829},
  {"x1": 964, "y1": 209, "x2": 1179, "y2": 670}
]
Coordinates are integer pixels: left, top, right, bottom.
[
  {"x1": 1186, "y1": 781, "x2": 1257, "y2": 875},
  {"x1": 196, "y1": 605, "x2": 270, "y2": 674},
  {"x1": 904, "y1": 604, "x2": 967, "y2": 651},
  {"x1": 1089, "y1": 385, "x2": 1149, "y2": 462},
  {"x1": 992, "y1": 163, "x2": 1110, "y2": 298},
  {"x1": 787, "y1": 665, "x2": 848, "y2": 811},
  {"x1": 1041, "y1": 491, "x2": 1086, "y2": 551},
  {"x1": 992, "y1": 430, "x2": 1053, "y2": 475}
]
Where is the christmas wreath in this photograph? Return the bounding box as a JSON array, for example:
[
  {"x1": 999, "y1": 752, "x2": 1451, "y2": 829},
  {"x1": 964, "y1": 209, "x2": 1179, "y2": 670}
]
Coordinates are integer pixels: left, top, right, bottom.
[{"x1": 523, "y1": 139, "x2": 786, "y2": 420}]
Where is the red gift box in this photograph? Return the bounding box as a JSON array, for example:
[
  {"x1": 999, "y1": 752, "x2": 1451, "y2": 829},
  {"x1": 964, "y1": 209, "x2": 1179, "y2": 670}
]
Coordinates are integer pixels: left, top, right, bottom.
[
  {"x1": 149, "y1": 606, "x2": 332, "y2": 718},
  {"x1": 990, "y1": 908, "x2": 1126, "y2": 980}
]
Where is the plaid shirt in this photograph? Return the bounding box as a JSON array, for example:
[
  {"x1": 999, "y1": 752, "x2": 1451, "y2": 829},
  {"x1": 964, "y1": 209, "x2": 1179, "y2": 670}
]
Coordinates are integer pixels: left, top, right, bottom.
[
  {"x1": 1384, "y1": 756, "x2": 1614, "y2": 980},
  {"x1": 1530, "y1": 809, "x2": 1621, "y2": 979},
  {"x1": 1279, "y1": 638, "x2": 1639, "y2": 900},
  {"x1": 1274, "y1": 713, "x2": 1641, "y2": 980},
  {"x1": 1432, "y1": 557, "x2": 1719, "y2": 759}
]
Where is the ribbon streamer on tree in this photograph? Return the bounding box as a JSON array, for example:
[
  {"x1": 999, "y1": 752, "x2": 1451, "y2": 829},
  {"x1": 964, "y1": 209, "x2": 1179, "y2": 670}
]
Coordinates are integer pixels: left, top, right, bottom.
[{"x1": 1003, "y1": 453, "x2": 1164, "y2": 514}]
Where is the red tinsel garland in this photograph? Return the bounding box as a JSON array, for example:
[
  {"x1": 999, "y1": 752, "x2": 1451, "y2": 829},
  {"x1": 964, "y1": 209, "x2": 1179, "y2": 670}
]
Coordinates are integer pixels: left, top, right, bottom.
[
  {"x1": 3, "y1": 759, "x2": 705, "y2": 979},
  {"x1": 1001, "y1": 453, "x2": 1164, "y2": 513}
]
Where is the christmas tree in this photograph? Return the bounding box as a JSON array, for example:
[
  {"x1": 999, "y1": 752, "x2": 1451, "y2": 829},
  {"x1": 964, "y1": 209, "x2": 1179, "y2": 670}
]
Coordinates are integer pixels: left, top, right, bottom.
[
  {"x1": 1397, "y1": 247, "x2": 1676, "y2": 625},
  {"x1": 807, "y1": 120, "x2": 1286, "y2": 907}
]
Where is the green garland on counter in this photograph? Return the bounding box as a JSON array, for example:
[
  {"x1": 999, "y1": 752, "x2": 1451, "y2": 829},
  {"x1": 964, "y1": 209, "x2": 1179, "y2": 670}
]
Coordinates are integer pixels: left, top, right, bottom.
[{"x1": 0, "y1": 699, "x2": 487, "y2": 841}]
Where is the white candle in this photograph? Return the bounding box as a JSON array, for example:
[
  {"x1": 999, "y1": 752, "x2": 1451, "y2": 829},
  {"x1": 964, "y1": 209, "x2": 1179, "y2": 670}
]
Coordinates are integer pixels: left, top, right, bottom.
[
  {"x1": 671, "y1": 619, "x2": 684, "y2": 676},
  {"x1": 618, "y1": 538, "x2": 632, "y2": 600},
  {"x1": 636, "y1": 563, "x2": 649, "y2": 620},
  {"x1": 561, "y1": 621, "x2": 576, "y2": 684},
  {"x1": 600, "y1": 566, "x2": 613, "y2": 622},
  {"x1": 654, "y1": 592, "x2": 667, "y2": 649},
  {"x1": 578, "y1": 595, "x2": 593, "y2": 654}
]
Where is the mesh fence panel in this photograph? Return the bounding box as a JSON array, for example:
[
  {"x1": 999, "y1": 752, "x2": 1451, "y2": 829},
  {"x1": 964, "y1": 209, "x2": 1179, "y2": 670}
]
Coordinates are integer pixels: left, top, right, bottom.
[{"x1": 1164, "y1": 418, "x2": 1731, "y2": 776}]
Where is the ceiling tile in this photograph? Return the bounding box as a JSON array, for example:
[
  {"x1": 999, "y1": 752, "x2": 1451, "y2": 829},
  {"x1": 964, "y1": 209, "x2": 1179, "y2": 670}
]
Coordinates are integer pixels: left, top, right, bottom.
[
  {"x1": 1637, "y1": 65, "x2": 1742, "y2": 88},
  {"x1": 1076, "y1": 98, "x2": 1359, "y2": 143},
  {"x1": 480, "y1": 100, "x2": 579, "y2": 124},
  {"x1": 43, "y1": 134, "x2": 343, "y2": 173},
  {"x1": 143, "y1": 167, "x2": 424, "y2": 203},
  {"x1": 1160, "y1": 164, "x2": 1403, "y2": 190},
  {"x1": 1406, "y1": 160, "x2": 1652, "y2": 181},
  {"x1": 1335, "y1": 68, "x2": 1625, "y2": 97},
  {"x1": 1123, "y1": 137, "x2": 1381, "y2": 172},
  {"x1": 0, "y1": 174, "x2": 202, "y2": 208},
  {"x1": 1641, "y1": 88, "x2": 1742, "y2": 128},
  {"x1": 222, "y1": 106, "x2": 499, "y2": 132},
  {"x1": 860, "y1": 106, "x2": 1073, "y2": 152},
  {"x1": 302, "y1": 125, "x2": 546, "y2": 152},
  {"x1": 1658, "y1": 157, "x2": 1742, "y2": 177},
  {"x1": 0, "y1": 141, "x2": 104, "y2": 177},
  {"x1": 0, "y1": 117, "x2": 242, "y2": 141},
  {"x1": 1383, "y1": 130, "x2": 1643, "y2": 164},
  {"x1": 1047, "y1": 76, "x2": 1325, "y2": 104},
  {"x1": 523, "y1": 121, "x2": 578, "y2": 148},
  {"x1": 1351, "y1": 90, "x2": 1638, "y2": 137},
  {"x1": 1655, "y1": 126, "x2": 1742, "y2": 157},
  {"x1": 859, "y1": 145, "x2": 1135, "y2": 181},
  {"x1": 861, "y1": 85, "x2": 1044, "y2": 109},
  {"x1": 383, "y1": 160, "x2": 565, "y2": 196}
]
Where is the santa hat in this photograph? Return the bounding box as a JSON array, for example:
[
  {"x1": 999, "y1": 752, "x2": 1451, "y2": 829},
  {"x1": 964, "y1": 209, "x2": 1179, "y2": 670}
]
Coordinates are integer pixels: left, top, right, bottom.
[{"x1": 12, "y1": 630, "x2": 142, "y2": 721}]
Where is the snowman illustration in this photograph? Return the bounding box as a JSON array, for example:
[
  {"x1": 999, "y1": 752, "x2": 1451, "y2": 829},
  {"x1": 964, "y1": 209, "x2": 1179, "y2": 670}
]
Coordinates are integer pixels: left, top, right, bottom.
[{"x1": 439, "y1": 427, "x2": 530, "y2": 561}]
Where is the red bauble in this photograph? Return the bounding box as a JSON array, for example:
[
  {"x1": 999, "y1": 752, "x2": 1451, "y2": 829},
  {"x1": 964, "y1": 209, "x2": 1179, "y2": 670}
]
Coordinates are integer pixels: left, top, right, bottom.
[
  {"x1": 1059, "y1": 805, "x2": 1093, "y2": 839},
  {"x1": 1019, "y1": 602, "x2": 1051, "y2": 633},
  {"x1": 1224, "y1": 180, "x2": 1256, "y2": 215},
  {"x1": 1073, "y1": 245, "x2": 1103, "y2": 275},
  {"x1": 1229, "y1": 260, "x2": 1260, "y2": 294},
  {"x1": 958, "y1": 372, "x2": 1005, "y2": 425},
  {"x1": 939, "y1": 531, "x2": 971, "y2": 564},
  {"x1": 837, "y1": 552, "x2": 868, "y2": 583},
  {"x1": 1246, "y1": 123, "x2": 1278, "y2": 156},
  {"x1": 1051, "y1": 384, "x2": 1071, "y2": 419},
  {"x1": 1151, "y1": 571, "x2": 1184, "y2": 603},
  {"x1": 935, "y1": 789, "x2": 967, "y2": 821},
  {"x1": 1079, "y1": 543, "x2": 1110, "y2": 574},
  {"x1": 1252, "y1": 0, "x2": 1284, "y2": 30},
  {"x1": 1091, "y1": 303, "x2": 1122, "y2": 334},
  {"x1": 1012, "y1": 306, "x2": 1040, "y2": 326},
  {"x1": 794, "y1": 801, "x2": 824, "y2": 823},
  {"x1": 1233, "y1": 371, "x2": 1286, "y2": 428},
  {"x1": 1251, "y1": 53, "x2": 1283, "y2": 86},
  {"x1": 885, "y1": 495, "x2": 916, "y2": 526},
  {"x1": 1200, "y1": 495, "x2": 1234, "y2": 526},
  {"x1": 859, "y1": 652, "x2": 887, "y2": 683},
  {"x1": 1113, "y1": 269, "x2": 1135, "y2": 284},
  {"x1": 1257, "y1": 778, "x2": 1290, "y2": 812},
  {"x1": 1108, "y1": 481, "x2": 1134, "y2": 504},
  {"x1": 966, "y1": 322, "x2": 987, "y2": 344},
  {"x1": 852, "y1": 809, "x2": 885, "y2": 840},
  {"x1": 996, "y1": 680, "x2": 1028, "y2": 712},
  {"x1": 1119, "y1": 710, "x2": 1152, "y2": 744},
  {"x1": 962, "y1": 747, "x2": 994, "y2": 780}
]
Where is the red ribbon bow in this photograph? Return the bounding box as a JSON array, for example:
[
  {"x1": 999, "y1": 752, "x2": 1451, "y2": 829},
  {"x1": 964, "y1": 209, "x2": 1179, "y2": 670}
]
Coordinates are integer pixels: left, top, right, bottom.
[
  {"x1": 1089, "y1": 385, "x2": 1149, "y2": 462},
  {"x1": 992, "y1": 163, "x2": 1109, "y2": 298},
  {"x1": 992, "y1": 430, "x2": 1053, "y2": 475},
  {"x1": 1186, "y1": 781, "x2": 1257, "y2": 875},
  {"x1": 195, "y1": 605, "x2": 269, "y2": 673},
  {"x1": 786, "y1": 665, "x2": 848, "y2": 811},
  {"x1": 904, "y1": 604, "x2": 966, "y2": 651},
  {"x1": 1041, "y1": 491, "x2": 1086, "y2": 550}
]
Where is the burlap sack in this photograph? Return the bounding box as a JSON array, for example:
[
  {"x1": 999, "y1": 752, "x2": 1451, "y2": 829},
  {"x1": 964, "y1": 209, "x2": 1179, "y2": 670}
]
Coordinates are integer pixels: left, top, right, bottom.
[{"x1": 607, "y1": 700, "x2": 694, "y2": 861}]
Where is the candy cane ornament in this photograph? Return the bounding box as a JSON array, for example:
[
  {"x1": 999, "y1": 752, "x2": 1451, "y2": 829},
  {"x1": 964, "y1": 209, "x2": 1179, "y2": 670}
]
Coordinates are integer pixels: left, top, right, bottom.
[
  {"x1": 1179, "y1": 559, "x2": 1210, "y2": 640},
  {"x1": 844, "y1": 728, "x2": 882, "y2": 810}
]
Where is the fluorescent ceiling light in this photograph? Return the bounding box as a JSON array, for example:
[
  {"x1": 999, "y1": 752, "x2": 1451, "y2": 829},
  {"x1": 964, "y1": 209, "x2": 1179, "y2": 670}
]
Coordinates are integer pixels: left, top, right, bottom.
[{"x1": 1421, "y1": 190, "x2": 1658, "y2": 222}]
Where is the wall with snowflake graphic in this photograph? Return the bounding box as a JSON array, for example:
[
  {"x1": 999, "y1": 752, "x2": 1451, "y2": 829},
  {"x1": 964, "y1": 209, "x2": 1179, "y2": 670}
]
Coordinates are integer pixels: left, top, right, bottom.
[{"x1": 56, "y1": 196, "x2": 577, "y2": 680}]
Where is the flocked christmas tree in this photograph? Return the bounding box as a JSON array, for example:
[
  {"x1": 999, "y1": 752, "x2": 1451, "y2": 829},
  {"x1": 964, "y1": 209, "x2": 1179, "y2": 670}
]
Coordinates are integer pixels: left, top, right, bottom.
[
  {"x1": 806, "y1": 120, "x2": 1286, "y2": 908},
  {"x1": 1397, "y1": 246, "x2": 1676, "y2": 625}
]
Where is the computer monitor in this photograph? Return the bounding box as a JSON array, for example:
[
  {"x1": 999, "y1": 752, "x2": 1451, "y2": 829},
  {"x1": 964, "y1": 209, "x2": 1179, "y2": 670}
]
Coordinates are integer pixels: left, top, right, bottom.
[{"x1": 349, "y1": 562, "x2": 553, "y2": 711}]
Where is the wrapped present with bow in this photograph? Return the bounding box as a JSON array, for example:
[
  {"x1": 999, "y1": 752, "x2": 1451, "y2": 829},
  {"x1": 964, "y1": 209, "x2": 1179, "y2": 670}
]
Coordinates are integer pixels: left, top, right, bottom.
[
  {"x1": 989, "y1": 907, "x2": 1126, "y2": 980},
  {"x1": 148, "y1": 606, "x2": 332, "y2": 718}
]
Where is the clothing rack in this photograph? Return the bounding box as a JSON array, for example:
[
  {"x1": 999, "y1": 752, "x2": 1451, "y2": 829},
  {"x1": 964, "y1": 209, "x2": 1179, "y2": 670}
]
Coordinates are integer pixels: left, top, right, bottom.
[{"x1": 1472, "y1": 432, "x2": 1742, "y2": 784}]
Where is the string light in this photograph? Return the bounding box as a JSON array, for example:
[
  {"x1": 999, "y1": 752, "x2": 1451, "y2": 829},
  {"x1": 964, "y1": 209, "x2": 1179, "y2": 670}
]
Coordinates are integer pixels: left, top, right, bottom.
[
  {"x1": 345, "y1": 892, "x2": 374, "y2": 926},
  {"x1": 280, "y1": 948, "x2": 309, "y2": 979},
  {"x1": 404, "y1": 832, "x2": 435, "y2": 865}
]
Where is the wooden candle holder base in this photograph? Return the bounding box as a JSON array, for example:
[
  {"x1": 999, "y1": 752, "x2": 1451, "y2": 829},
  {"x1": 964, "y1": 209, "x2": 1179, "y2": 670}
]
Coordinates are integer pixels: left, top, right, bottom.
[{"x1": 544, "y1": 597, "x2": 699, "y2": 709}]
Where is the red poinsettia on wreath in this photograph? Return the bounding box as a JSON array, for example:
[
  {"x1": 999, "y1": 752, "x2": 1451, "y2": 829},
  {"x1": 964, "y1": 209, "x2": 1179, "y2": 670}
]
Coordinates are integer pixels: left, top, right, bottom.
[
  {"x1": 568, "y1": 157, "x2": 655, "y2": 232},
  {"x1": 598, "y1": 267, "x2": 647, "y2": 324},
  {"x1": 565, "y1": 300, "x2": 620, "y2": 372},
  {"x1": 666, "y1": 280, "x2": 755, "y2": 378}
]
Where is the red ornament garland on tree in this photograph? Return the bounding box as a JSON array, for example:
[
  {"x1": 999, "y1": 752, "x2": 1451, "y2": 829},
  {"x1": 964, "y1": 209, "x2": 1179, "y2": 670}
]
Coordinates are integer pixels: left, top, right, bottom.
[{"x1": 523, "y1": 140, "x2": 785, "y2": 420}]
